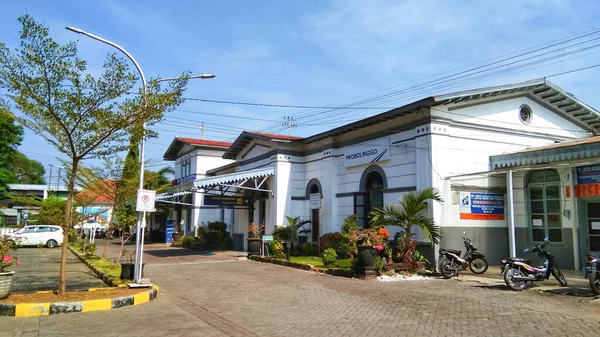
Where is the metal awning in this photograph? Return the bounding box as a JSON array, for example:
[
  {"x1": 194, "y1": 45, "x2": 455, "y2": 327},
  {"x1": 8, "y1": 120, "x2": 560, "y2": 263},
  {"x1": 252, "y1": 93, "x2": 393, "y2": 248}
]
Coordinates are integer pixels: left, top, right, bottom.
[
  {"x1": 490, "y1": 136, "x2": 600, "y2": 169},
  {"x1": 193, "y1": 166, "x2": 274, "y2": 195},
  {"x1": 155, "y1": 191, "x2": 193, "y2": 200}
]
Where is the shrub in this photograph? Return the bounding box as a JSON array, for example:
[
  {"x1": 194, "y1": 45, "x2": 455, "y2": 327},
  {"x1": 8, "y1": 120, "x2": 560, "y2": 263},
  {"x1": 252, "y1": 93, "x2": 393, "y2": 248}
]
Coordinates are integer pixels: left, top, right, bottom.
[
  {"x1": 321, "y1": 248, "x2": 337, "y2": 266},
  {"x1": 341, "y1": 214, "x2": 359, "y2": 234},
  {"x1": 302, "y1": 241, "x2": 315, "y2": 256},
  {"x1": 207, "y1": 221, "x2": 227, "y2": 232},
  {"x1": 216, "y1": 231, "x2": 226, "y2": 247},
  {"x1": 272, "y1": 226, "x2": 291, "y2": 242},
  {"x1": 84, "y1": 243, "x2": 97, "y2": 257},
  {"x1": 374, "y1": 256, "x2": 384, "y2": 273},
  {"x1": 173, "y1": 235, "x2": 194, "y2": 248},
  {"x1": 351, "y1": 257, "x2": 359, "y2": 271},
  {"x1": 269, "y1": 240, "x2": 285, "y2": 259}
]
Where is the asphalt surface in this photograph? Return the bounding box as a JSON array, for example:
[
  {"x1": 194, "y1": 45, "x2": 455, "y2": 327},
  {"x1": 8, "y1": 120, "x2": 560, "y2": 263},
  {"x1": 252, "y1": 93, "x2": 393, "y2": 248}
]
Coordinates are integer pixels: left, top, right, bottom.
[{"x1": 7, "y1": 246, "x2": 106, "y2": 294}]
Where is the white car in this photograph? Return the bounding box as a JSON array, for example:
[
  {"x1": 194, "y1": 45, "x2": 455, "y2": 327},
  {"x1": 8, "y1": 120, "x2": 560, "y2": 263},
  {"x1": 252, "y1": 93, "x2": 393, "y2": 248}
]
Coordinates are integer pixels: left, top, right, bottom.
[{"x1": 5, "y1": 225, "x2": 64, "y2": 248}]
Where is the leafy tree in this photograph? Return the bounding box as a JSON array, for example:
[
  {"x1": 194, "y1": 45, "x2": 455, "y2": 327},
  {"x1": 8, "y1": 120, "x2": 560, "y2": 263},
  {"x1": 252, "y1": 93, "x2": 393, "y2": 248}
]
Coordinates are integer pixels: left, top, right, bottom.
[
  {"x1": 369, "y1": 187, "x2": 443, "y2": 247},
  {"x1": 0, "y1": 107, "x2": 23, "y2": 198},
  {"x1": 144, "y1": 166, "x2": 174, "y2": 193},
  {"x1": 38, "y1": 197, "x2": 67, "y2": 227},
  {"x1": 7, "y1": 151, "x2": 46, "y2": 184},
  {"x1": 0, "y1": 15, "x2": 188, "y2": 294}
]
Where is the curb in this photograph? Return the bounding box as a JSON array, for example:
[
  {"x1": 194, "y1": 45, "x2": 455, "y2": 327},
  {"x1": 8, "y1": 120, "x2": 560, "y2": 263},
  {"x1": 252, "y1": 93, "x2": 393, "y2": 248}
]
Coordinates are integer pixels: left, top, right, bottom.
[
  {"x1": 0, "y1": 285, "x2": 159, "y2": 317},
  {"x1": 249, "y1": 256, "x2": 356, "y2": 278},
  {"x1": 68, "y1": 246, "x2": 121, "y2": 287}
]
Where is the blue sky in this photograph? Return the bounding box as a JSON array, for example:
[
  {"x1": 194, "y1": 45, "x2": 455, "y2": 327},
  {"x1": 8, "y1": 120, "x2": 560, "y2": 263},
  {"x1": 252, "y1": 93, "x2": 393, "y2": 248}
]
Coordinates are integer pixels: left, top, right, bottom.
[{"x1": 2, "y1": 0, "x2": 600, "y2": 184}]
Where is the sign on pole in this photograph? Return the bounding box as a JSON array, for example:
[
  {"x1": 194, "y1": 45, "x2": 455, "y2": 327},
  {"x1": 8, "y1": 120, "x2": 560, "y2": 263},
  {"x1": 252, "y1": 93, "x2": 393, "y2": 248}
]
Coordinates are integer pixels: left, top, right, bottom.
[
  {"x1": 136, "y1": 190, "x2": 156, "y2": 212},
  {"x1": 165, "y1": 220, "x2": 175, "y2": 243}
]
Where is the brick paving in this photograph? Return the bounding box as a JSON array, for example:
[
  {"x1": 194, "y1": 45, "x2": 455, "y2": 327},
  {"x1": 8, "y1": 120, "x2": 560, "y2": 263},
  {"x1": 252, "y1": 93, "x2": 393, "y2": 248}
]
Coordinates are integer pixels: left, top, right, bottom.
[{"x1": 1, "y1": 247, "x2": 600, "y2": 336}]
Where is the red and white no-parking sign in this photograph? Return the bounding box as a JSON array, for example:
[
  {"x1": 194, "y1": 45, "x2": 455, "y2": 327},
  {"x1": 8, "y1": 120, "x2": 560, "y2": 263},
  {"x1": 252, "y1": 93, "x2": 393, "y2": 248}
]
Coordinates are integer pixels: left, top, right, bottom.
[{"x1": 136, "y1": 189, "x2": 156, "y2": 212}]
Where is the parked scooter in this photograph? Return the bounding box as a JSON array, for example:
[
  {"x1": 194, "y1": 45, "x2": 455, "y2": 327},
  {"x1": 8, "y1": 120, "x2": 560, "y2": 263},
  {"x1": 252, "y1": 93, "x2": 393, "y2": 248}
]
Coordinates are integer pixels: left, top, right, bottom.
[
  {"x1": 584, "y1": 253, "x2": 600, "y2": 295},
  {"x1": 438, "y1": 232, "x2": 489, "y2": 278},
  {"x1": 502, "y1": 237, "x2": 567, "y2": 291}
]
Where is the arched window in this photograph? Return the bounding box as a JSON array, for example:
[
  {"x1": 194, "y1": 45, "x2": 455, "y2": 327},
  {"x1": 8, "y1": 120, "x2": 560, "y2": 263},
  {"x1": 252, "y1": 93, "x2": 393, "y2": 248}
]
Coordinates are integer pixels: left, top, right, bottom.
[
  {"x1": 527, "y1": 169, "x2": 561, "y2": 242},
  {"x1": 355, "y1": 166, "x2": 387, "y2": 227}
]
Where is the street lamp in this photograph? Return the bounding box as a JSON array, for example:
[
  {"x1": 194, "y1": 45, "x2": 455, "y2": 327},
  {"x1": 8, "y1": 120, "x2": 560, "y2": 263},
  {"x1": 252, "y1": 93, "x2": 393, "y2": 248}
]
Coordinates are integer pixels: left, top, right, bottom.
[{"x1": 66, "y1": 26, "x2": 214, "y2": 284}]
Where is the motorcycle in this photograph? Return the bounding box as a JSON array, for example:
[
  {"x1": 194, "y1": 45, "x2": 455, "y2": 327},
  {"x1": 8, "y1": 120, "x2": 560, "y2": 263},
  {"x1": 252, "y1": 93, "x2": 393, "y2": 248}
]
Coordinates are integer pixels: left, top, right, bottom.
[
  {"x1": 584, "y1": 253, "x2": 600, "y2": 295},
  {"x1": 438, "y1": 231, "x2": 489, "y2": 278},
  {"x1": 502, "y1": 237, "x2": 567, "y2": 291}
]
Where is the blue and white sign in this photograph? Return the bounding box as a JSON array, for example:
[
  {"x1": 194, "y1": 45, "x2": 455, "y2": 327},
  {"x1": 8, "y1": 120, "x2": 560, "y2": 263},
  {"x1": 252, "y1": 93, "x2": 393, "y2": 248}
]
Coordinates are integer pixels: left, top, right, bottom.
[
  {"x1": 459, "y1": 192, "x2": 505, "y2": 220},
  {"x1": 344, "y1": 141, "x2": 390, "y2": 168},
  {"x1": 577, "y1": 164, "x2": 600, "y2": 185},
  {"x1": 166, "y1": 220, "x2": 175, "y2": 243}
]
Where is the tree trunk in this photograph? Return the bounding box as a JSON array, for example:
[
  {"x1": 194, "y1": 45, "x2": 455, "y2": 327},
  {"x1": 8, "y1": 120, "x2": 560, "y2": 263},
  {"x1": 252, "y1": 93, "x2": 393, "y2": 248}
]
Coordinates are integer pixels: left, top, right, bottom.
[
  {"x1": 59, "y1": 159, "x2": 79, "y2": 296},
  {"x1": 102, "y1": 210, "x2": 117, "y2": 259}
]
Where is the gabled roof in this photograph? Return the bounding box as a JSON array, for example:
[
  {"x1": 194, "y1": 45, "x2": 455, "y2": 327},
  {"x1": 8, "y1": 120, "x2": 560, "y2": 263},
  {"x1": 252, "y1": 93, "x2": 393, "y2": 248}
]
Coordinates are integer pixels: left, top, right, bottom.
[
  {"x1": 75, "y1": 180, "x2": 118, "y2": 204},
  {"x1": 303, "y1": 78, "x2": 600, "y2": 143},
  {"x1": 163, "y1": 137, "x2": 232, "y2": 161},
  {"x1": 223, "y1": 131, "x2": 303, "y2": 160}
]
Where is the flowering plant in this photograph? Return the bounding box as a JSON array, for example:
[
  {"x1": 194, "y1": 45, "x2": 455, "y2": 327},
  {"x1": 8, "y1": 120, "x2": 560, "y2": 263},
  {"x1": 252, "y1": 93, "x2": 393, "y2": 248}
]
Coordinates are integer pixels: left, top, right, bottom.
[
  {"x1": 247, "y1": 222, "x2": 266, "y2": 238},
  {"x1": 354, "y1": 226, "x2": 388, "y2": 250},
  {"x1": 378, "y1": 228, "x2": 390, "y2": 240},
  {"x1": 0, "y1": 236, "x2": 21, "y2": 273}
]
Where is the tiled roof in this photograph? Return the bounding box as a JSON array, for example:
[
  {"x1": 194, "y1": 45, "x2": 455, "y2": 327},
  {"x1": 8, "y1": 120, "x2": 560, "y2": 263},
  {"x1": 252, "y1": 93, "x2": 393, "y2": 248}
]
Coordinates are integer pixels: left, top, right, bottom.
[
  {"x1": 163, "y1": 137, "x2": 232, "y2": 160},
  {"x1": 76, "y1": 180, "x2": 117, "y2": 203},
  {"x1": 176, "y1": 137, "x2": 232, "y2": 147}
]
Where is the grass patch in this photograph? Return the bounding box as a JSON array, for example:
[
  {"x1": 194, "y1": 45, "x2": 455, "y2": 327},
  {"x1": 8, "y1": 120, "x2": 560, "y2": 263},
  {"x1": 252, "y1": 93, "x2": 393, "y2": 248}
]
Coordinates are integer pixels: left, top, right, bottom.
[
  {"x1": 69, "y1": 242, "x2": 125, "y2": 284},
  {"x1": 286, "y1": 256, "x2": 353, "y2": 270}
]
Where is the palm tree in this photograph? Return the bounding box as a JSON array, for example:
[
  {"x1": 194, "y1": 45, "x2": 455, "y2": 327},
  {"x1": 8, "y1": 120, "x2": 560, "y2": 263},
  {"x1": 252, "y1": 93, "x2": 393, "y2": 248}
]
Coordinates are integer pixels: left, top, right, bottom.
[
  {"x1": 144, "y1": 166, "x2": 175, "y2": 193},
  {"x1": 369, "y1": 187, "x2": 443, "y2": 246}
]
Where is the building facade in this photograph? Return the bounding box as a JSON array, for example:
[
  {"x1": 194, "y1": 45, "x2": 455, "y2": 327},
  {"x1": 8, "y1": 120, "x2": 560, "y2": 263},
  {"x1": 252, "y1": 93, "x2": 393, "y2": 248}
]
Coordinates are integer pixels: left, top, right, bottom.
[{"x1": 159, "y1": 78, "x2": 600, "y2": 270}]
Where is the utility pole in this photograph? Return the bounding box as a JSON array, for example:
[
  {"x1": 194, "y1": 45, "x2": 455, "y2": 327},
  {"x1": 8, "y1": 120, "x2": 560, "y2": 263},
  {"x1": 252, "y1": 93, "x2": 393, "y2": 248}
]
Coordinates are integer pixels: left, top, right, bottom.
[
  {"x1": 201, "y1": 122, "x2": 205, "y2": 140},
  {"x1": 282, "y1": 116, "x2": 297, "y2": 136}
]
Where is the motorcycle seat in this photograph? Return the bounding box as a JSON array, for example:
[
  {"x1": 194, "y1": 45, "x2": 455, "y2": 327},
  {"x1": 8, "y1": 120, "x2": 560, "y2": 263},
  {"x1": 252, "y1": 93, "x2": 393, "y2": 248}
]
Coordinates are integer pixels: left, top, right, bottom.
[
  {"x1": 443, "y1": 248, "x2": 461, "y2": 256},
  {"x1": 507, "y1": 257, "x2": 531, "y2": 264}
]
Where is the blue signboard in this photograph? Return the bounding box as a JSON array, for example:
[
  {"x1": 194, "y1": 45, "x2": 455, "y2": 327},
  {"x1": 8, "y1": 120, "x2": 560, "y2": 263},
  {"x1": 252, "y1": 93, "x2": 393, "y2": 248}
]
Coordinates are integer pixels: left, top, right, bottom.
[
  {"x1": 166, "y1": 220, "x2": 175, "y2": 243},
  {"x1": 577, "y1": 165, "x2": 600, "y2": 185},
  {"x1": 459, "y1": 192, "x2": 505, "y2": 220}
]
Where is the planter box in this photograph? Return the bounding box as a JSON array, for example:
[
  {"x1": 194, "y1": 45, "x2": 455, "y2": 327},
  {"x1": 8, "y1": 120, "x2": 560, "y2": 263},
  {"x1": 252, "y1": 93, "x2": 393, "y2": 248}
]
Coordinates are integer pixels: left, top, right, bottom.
[
  {"x1": 120, "y1": 263, "x2": 145, "y2": 281},
  {"x1": 0, "y1": 271, "x2": 15, "y2": 299},
  {"x1": 247, "y1": 238, "x2": 262, "y2": 256}
]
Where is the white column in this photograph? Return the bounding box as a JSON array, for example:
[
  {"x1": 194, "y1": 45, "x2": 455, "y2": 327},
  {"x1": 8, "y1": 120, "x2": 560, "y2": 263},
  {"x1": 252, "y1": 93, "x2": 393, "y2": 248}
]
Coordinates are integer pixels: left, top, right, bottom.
[
  {"x1": 507, "y1": 170, "x2": 517, "y2": 257},
  {"x1": 270, "y1": 154, "x2": 292, "y2": 229},
  {"x1": 570, "y1": 167, "x2": 580, "y2": 270},
  {"x1": 322, "y1": 151, "x2": 338, "y2": 233}
]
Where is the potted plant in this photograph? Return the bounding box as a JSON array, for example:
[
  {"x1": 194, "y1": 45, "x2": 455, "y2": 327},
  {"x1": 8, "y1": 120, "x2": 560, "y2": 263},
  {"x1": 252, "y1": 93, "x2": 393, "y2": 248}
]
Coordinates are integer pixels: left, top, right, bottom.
[
  {"x1": 350, "y1": 225, "x2": 387, "y2": 275},
  {"x1": 119, "y1": 248, "x2": 144, "y2": 280},
  {"x1": 246, "y1": 223, "x2": 265, "y2": 256},
  {"x1": 0, "y1": 237, "x2": 21, "y2": 299}
]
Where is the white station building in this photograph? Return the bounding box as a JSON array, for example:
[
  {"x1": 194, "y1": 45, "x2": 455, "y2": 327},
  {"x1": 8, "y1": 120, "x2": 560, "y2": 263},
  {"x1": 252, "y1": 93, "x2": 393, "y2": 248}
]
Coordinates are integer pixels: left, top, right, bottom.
[{"x1": 158, "y1": 78, "x2": 600, "y2": 270}]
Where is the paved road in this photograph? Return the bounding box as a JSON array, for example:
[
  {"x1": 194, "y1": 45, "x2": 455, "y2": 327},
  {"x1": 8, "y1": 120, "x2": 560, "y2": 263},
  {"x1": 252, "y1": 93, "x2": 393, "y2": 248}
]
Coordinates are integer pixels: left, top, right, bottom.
[
  {"x1": 9, "y1": 246, "x2": 106, "y2": 293},
  {"x1": 2, "y1": 246, "x2": 600, "y2": 336}
]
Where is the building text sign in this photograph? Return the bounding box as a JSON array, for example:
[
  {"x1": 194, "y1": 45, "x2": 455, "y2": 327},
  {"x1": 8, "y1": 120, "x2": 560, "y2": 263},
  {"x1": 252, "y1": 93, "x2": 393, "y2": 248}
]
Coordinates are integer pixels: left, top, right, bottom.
[
  {"x1": 344, "y1": 143, "x2": 390, "y2": 168},
  {"x1": 204, "y1": 195, "x2": 250, "y2": 207},
  {"x1": 309, "y1": 193, "x2": 321, "y2": 209},
  {"x1": 136, "y1": 190, "x2": 156, "y2": 212},
  {"x1": 577, "y1": 165, "x2": 600, "y2": 185},
  {"x1": 459, "y1": 192, "x2": 505, "y2": 220}
]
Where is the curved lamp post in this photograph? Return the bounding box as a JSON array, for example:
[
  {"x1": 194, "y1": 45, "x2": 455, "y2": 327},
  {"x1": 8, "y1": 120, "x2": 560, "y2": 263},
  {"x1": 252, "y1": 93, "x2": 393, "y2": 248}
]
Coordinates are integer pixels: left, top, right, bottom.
[{"x1": 66, "y1": 26, "x2": 214, "y2": 284}]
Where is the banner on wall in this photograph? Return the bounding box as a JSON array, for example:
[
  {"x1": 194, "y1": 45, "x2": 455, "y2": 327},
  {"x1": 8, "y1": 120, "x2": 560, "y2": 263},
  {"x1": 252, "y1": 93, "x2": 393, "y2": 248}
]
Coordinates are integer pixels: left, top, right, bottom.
[
  {"x1": 344, "y1": 140, "x2": 390, "y2": 168},
  {"x1": 576, "y1": 164, "x2": 600, "y2": 185},
  {"x1": 459, "y1": 192, "x2": 505, "y2": 220}
]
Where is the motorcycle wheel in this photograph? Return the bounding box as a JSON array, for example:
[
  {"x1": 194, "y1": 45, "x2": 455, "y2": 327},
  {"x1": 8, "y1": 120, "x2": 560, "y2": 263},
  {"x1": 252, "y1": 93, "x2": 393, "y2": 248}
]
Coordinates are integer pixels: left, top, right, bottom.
[
  {"x1": 503, "y1": 268, "x2": 528, "y2": 291},
  {"x1": 551, "y1": 266, "x2": 568, "y2": 287},
  {"x1": 469, "y1": 257, "x2": 488, "y2": 274},
  {"x1": 589, "y1": 271, "x2": 600, "y2": 295},
  {"x1": 440, "y1": 258, "x2": 458, "y2": 279}
]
